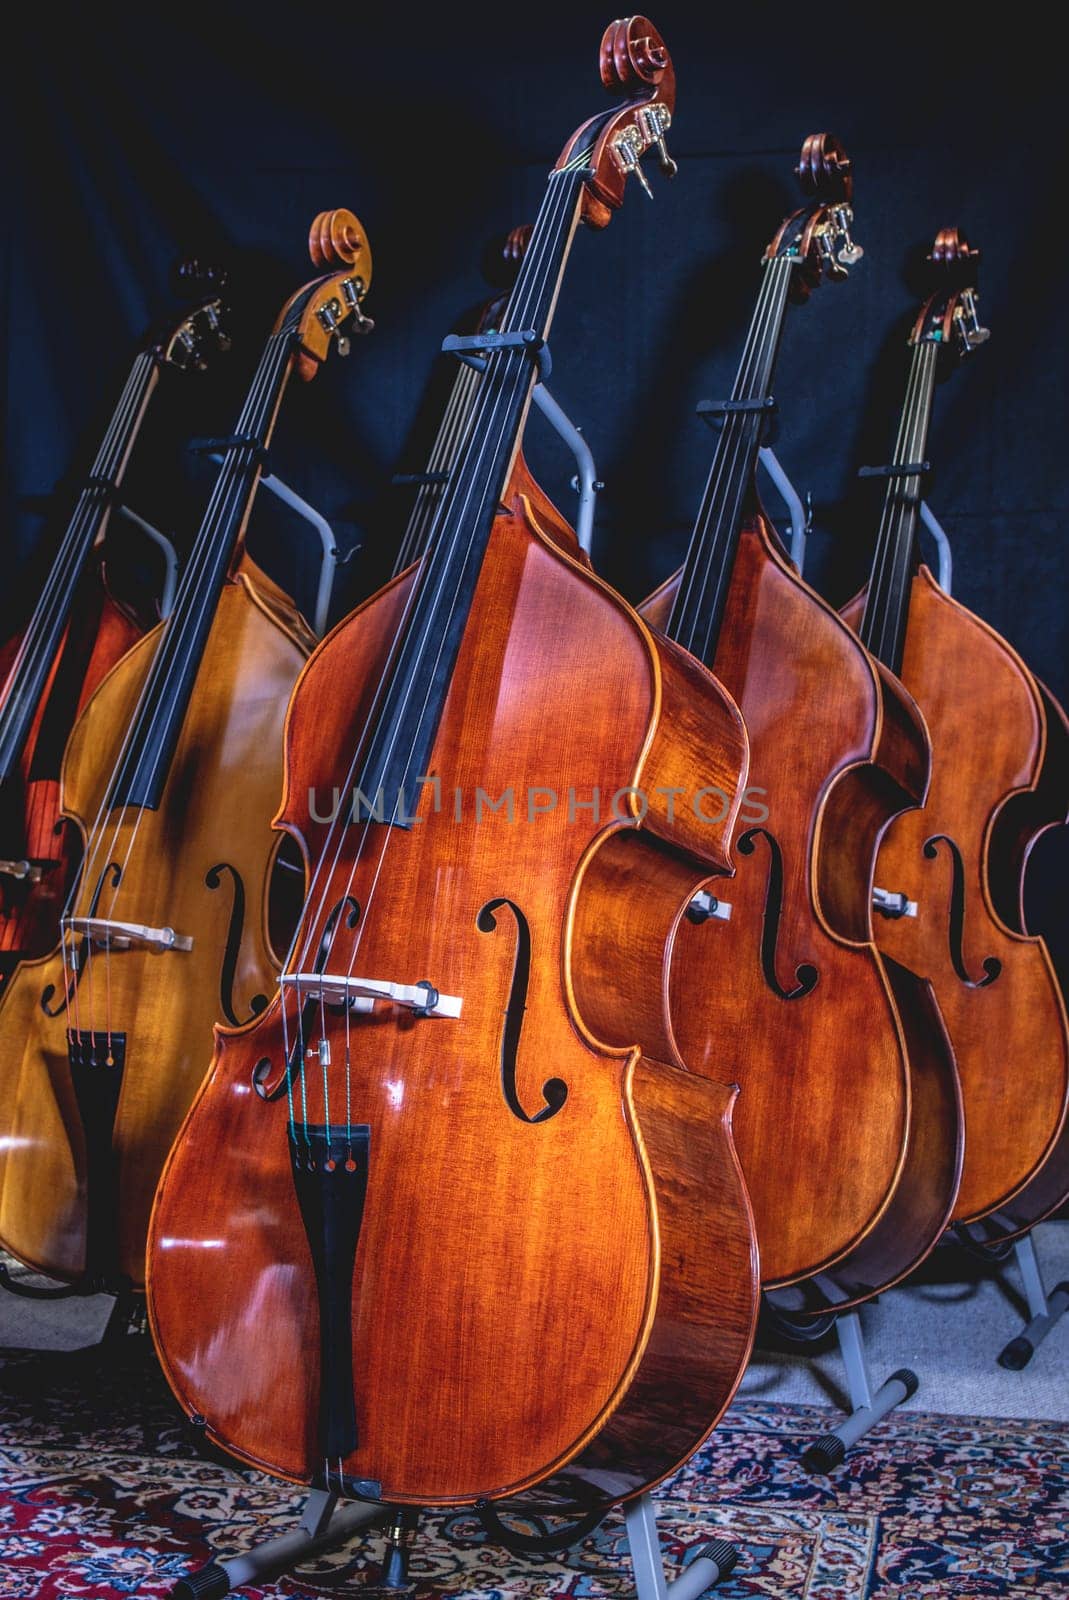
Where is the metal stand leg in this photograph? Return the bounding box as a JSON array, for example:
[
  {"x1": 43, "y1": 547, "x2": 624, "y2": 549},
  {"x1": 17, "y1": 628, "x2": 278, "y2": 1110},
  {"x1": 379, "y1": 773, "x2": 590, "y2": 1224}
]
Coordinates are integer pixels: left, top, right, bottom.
[
  {"x1": 997, "y1": 1232, "x2": 1069, "y2": 1370},
  {"x1": 171, "y1": 1491, "x2": 388, "y2": 1598},
  {"x1": 802, "y1": 1310, "x2": 919, "y2": 1474},
  {"x1": 115, "y1": 507, "x2": 180, "y2": 616},
  {"x1": 204, "y1": 452, "x2": 345, "y2": 636},
  {"x1": 531, "y1": 384, "x2": 601, "y2": 556},
  {"x1": 170, "y1": 1487, "x2": 743, "y2": 1600},
  {"x1": 757, "y1": 446, "x2": 809, "y2": 573},
  {"x1": 918, "y1": 501, "x2": 954, "y2": 594},
  {"x1": 624, "y1": 1493, "x2": 737, "y2": 1600}
]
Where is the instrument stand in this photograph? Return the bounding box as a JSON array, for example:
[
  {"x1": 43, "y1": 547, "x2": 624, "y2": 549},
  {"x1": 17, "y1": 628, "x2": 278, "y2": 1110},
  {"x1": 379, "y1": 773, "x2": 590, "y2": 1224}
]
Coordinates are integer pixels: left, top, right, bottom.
[
  {"x1": 995, "y1": 1230, "x2": 1069, "y2": 1370},
  {"x1": 170, "y1": 1485, "x2": 739, "y2": 1599},
  {"x1": 203, "y1": 452, "x2": 346, "y2": 636},
  {"x1": 794, "y1": 1309, "x2": 918, "y2": 1474},
  {"x1": 757, "y1": 442, "x2": 954, "y2": 596}
]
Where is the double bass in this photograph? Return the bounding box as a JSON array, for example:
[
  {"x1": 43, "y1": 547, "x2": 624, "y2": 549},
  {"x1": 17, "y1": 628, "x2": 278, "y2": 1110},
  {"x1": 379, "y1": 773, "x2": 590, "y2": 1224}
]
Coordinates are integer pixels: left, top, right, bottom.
[
  {"x1": 843, "y1": 229, "x2": 1069, "y2": 1245},
  {"x1": 639, "y1": 138, "x2": 963, "y2": 1316},
  {"x1": 0, "y1": 213, "x2": 373, "y2": 1288},
  {"x1": 149, "y1": 18, "x2": 759, "y2": 1514},
  {"x1": 0, "y1": 269, "x2": 229, "y2": 994}
]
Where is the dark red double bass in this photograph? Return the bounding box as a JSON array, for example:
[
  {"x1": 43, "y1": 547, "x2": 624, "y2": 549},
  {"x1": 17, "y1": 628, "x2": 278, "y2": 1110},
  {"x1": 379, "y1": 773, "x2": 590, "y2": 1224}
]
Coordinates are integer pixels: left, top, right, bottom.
[
  {"x1": 638, "y1": 138, "x2": 964, "y2": 1316},
  {"x1": 150, "y1": 17, "x2": 760, "y2": 1514},
  {"x1": 843, "y1": 229, "x2": 1069, "y2": 1245},
  {"x1": 0, "y1": 269, "x2": 229, "y2": 992}
]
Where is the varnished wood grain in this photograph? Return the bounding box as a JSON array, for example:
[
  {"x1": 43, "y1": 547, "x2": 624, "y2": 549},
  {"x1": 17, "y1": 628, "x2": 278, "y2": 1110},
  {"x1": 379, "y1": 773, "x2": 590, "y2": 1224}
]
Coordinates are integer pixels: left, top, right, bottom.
[
  {"x1": 0, "y1": 573, "x2": 142, "y2": 986},
  {"x1": 148, "y1": 495, "x2": 759, "y2": 1507},
  {"x1": 845, "y1": 567, "x2": 1069, "y2": 1234},
  {"x1": 0, "y1": 559, "x2": 311, "y2": 1285},
  {"x1": 640, "y1": 516, "x2": 962, "y2": 1296}
]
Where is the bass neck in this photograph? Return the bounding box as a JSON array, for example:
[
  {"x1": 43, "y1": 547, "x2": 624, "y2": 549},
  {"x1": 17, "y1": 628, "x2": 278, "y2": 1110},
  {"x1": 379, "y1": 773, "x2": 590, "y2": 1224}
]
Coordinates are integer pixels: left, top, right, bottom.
[
  {"x1": 859, "y1": 339, "x2": 939, "y2": 675},
  {"x1": 349, "y1": 162, "x2": 589, "y2": 825},
  {"x1": 109, "y1": 315, "x2": 302, "y2": 813},
  {"x1": 666, "y1": 254, "x2": 796, "y2": 667},
  {"x1": 0, "y1": 349, "x2": 160, "y2": 782}
]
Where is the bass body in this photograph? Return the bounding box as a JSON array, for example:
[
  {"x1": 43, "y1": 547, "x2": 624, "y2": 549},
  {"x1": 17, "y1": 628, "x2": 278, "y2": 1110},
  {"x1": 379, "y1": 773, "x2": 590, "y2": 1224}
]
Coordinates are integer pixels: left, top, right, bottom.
[
  {"x1": 845, "y1": 566, "x2": 1069, "y2": 1239},
  {"x1": 0, "y1": 558, "x2": 312, "y2": 1284},
  {"x1": 149, "y1": 491, "x2": 758, "y2": 1504},
  {"x1": 644, "y1": 515, "x2": 961, "y2": 1305}
]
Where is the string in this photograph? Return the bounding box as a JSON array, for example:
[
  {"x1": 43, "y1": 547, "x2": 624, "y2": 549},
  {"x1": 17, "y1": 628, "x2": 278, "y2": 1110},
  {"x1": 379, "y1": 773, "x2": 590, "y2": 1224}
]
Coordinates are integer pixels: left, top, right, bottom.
[
  {"x1": 280, "y1": 156, "x2": 590, "y2": 1128},
  {"x1": 668, "y1": 254, "x2": 795, "y2": 662},
  {"x1": 861, "y1": 339, "x2": 938, "y2": 670},
  {"x1": 0, "y1": 353, "x2": 158, "y2": 777},
  {"x1": 62, "y1": 321, "x2": 301, "y2": 1036},
  {"x1": 332, "y1": 166, "x2": 587, "y2": 1110},
  {"x1": 393, "y1": 359, "x2": 482, "y2": 576},
  {"x1": 281, "y1": 163, "x2": 577, "y2": 995},
  {"x1": 669, "y1": 256, "x2": 791, "y2": 658},
  {"x1": 71, "y1": 329, "x2": 292, "y2": 918}
]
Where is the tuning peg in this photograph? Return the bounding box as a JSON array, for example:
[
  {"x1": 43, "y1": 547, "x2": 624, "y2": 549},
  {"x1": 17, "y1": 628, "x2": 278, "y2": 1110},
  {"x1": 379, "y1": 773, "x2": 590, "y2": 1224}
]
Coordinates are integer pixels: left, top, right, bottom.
[
  {"x1": 954, "y1": 288, "x2": 990, "y2": 351},
  {"x1": 202, "y1": 303, "x2": 232, "y2": 352},
  {"x1": 832, "y1": 205, "x2": 864, "y2": 267},
  {"x1": 611, "y1": 126, "x2": 654, "y2": 198},
  {"x1": 341, "y1": 276, "x2": 375, "y2": 336},
  {"x1": 639, "y1": 104, "x2": 678, "y2": 178},
  {"x1": 317, "y1": 297, "x2": 353, "y2": 354}
]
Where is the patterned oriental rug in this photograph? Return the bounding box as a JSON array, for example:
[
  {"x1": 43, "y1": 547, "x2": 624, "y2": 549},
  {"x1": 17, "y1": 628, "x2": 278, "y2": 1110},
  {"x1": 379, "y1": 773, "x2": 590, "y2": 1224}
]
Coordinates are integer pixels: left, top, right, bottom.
[{"x1": 0, "y1": 1341, "x2": 1065, "y2": 1599}]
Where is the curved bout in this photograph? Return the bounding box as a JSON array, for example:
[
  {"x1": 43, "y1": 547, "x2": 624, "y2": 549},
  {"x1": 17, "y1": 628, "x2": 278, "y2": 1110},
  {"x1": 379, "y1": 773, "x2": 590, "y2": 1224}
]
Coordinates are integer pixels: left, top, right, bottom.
[
  {"x1": 737, "y1": 828, "x2": 818, "y2": 1000},
  {"x1": 922, "y1": 834, "x2": 1002, "y2": 987},
  {"x1": 476, "y1": 896, "x2": 567, "y2": 1124}
]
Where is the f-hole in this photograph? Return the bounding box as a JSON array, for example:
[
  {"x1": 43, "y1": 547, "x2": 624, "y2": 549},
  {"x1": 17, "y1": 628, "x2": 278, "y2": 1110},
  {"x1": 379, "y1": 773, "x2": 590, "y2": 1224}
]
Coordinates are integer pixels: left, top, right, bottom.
[
  {"x1": 316, "y1": 895, "x2": 361, "y2": 978},
  {"x1": 923, "y1": 834, "x2": 1002, "y2": 988},
  {"x1": 206, "y1": 862, "x2": 267, "y2": 1025},
  {"x1": 41, "y1": 861, "x2": 121, "y2": 1016},
  {"x1": 252, "y1": 896, "x2": 362, "y2": 1104},
  {"x1": 477, "y1": 896, "x2": 566, "y2": 1124},
  {"x1": 737, "y1": 828, "x2": 819, "y2": 1001}
]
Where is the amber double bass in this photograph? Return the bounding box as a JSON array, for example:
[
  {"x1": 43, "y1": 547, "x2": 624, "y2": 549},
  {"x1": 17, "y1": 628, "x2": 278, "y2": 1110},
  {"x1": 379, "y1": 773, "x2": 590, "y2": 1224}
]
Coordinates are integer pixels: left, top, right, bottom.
[
  {"x1": 638, "y1": 138, "x2": 963, "y2": 1316},
  {"x1": 0, "y1": 268, "x2": 229, "y2": 994},
  {"x1": 0, "y1": 213, "x2": 374, "y2": 1288},
  {"x1": 843, "y1": 230, "x2": 1069, "y2": 1245},
  {"x1": 149, "y1": 18, "x2": 759, "y2": 1513}
]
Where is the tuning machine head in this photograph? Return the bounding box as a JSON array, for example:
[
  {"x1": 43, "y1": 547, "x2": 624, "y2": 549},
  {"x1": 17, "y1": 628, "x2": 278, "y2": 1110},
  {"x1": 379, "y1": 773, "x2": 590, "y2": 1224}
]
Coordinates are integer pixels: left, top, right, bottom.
[
  {"x1": 609, "y1": 101, "x2": 677, "y2": 198},
  {"x1": 162, "y1": 298, "x2": 231, "y2": 371},
  {"x1": 954, "y1": 287, "x2": 989, "y2": 352}
]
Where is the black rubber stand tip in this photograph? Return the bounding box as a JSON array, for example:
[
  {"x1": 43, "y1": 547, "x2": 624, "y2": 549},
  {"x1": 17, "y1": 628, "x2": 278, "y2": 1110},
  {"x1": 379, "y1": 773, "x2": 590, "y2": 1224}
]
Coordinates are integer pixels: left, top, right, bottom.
[
  {"x1": 889, "y1": 1367, "x2": 920, "y2": 1399},
  {"x1": 802, "y1": 1433, "x2": 846, "y2": 1474},
  {"x1": 696, "y1": 1538, "x2": 739, "y2": 1581},
  {"x1": 1053, "y1": 1281, "x2": 1069, "y2": 1299},
  {"x1": 998, "y1": 1335, "x2": 1034, "y2": 1371},
  {"x1": 171, "y1": 1563, "x2": 230, "y2": 1600}
]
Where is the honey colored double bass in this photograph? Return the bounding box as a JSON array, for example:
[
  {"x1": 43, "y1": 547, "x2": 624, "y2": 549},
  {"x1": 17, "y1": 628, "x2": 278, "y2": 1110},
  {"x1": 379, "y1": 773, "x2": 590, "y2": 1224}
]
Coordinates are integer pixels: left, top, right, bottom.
[
  {"x1": 638, "y1": 139, "x2": 962, "y2": 1316},
  {"x1": 0, "y1": 269, "x2": 229, "y2": 994},
  {"x1": 843, "y1": 230, "x2": 1069, "y2": 1245},
  {"x1": 0, "y1": 214, "x2": 374, "y2": 1288},
  {"x1": 149, "y1": 19, "x2": 759, "y2": 1512}
]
